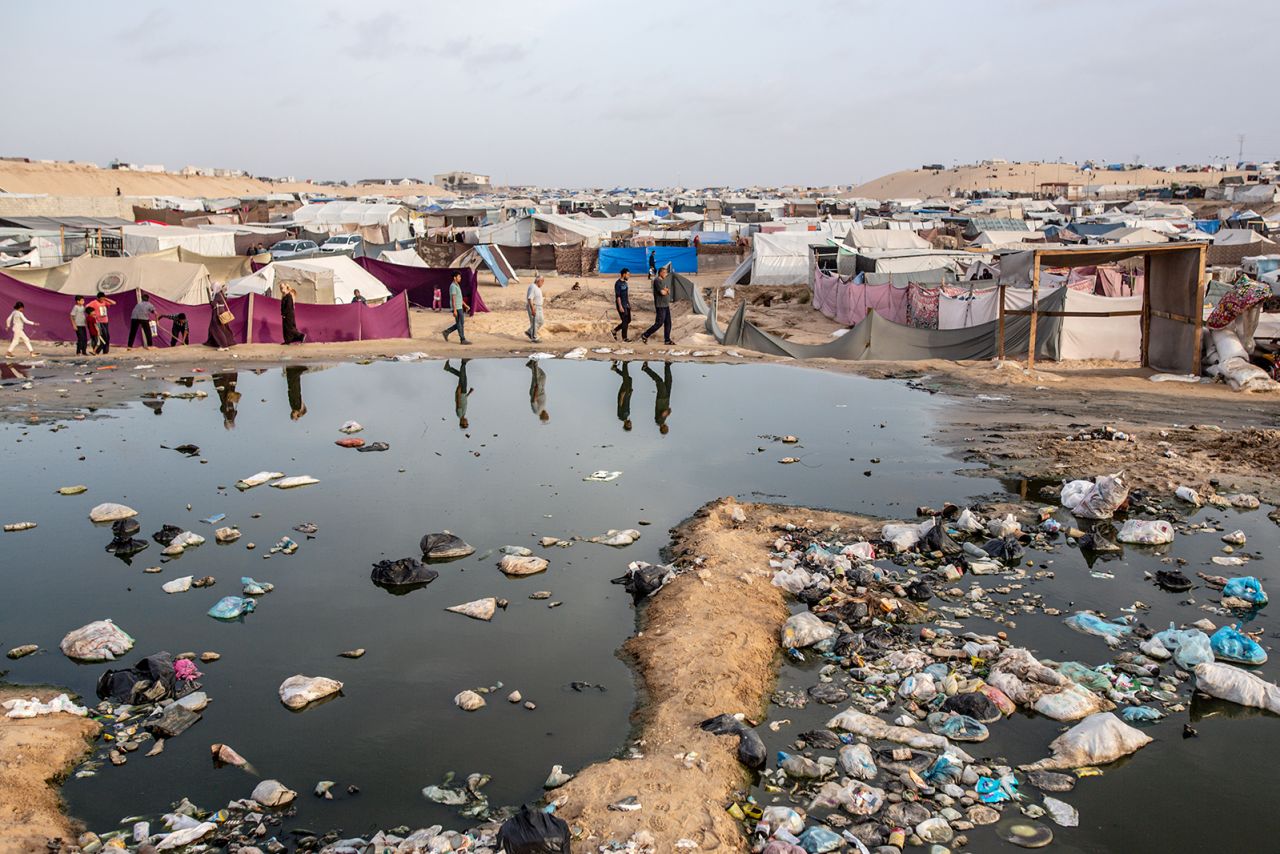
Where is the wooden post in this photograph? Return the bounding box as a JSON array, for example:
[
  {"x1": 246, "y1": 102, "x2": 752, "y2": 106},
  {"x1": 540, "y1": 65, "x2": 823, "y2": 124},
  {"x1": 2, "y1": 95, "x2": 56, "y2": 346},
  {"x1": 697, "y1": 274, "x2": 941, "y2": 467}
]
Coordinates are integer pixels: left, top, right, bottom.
[
  {"x1": 246, "y1": 293, "x2": 254, "y2": 344},
  {"x1": 59, "y1": 226, "x2": 66, "y2": 261},
  {"x1": 997, "y1": 284, "x2": 1007, "y2": 359},
  {"x1": 1191, "y1": 244, "x2": 1206, "y2": 375},
  {"x1": 1140, "y1": 253, "x2": 1153, "y2": 368},
  {"x1": 1026, "y1": 255, "x2": 1041, "y2": 369}
]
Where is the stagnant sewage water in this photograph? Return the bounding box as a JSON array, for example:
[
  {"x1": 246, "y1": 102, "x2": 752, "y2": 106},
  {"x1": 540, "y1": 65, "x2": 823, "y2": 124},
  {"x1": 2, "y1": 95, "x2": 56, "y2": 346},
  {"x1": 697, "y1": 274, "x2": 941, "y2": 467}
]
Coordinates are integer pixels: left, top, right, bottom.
[
  {"x1": 3, "y1": 358, "x2": 1277, "y2": 851},
  {"x1": 0, "y1": 359, "x2": 978, "y2": 837}
]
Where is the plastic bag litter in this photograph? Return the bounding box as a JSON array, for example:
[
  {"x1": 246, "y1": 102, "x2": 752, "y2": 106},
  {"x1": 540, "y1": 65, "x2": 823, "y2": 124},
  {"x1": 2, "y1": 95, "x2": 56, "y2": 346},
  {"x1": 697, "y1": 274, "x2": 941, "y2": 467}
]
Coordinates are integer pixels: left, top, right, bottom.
[
  {"x1": 778, "y1": 750, "x2": 832, "y2": 779},
  {"x1": 759, "y1": 806, "x2": 805, "y2": 837},
  {"x1": 1057, "y1": 661, "x2": 1111, "y2": 693},
  {"x1": 207, "y1": 596, "x2": 255, "y2": 620},
  {"x1": 1154, "y1": 623, "x2": 1214, "y2": 669},
  {"x1": 1194, "y1": 661, "x2": 1280, "y2": 713},
  {"x1": 499, "y1": 555, "x2": 549, "y2": 576},
  {"x1": 156, "y1": 822, "x2": 217, "y2": 850},
  {"x1": 955, "y1": 508, "x2": 985, "y2": 534},
  {"x1": 826, "y1": 708, "x2": 974, "y2": 760},
  {"x1": 370, "y1": 558, "x2": 439, "y2": 588},
  {"x1": 942, "y1": 692, "x2": 1003, "y2": 723},
  {"x1": 241, "y1": 576, "x2": 273, "y2": 596},
  {"x1": 881, "y1": 522, "x2": 923, "y2": 553},
  {"x1": 88, "y1": 502, "x2": 138, "y2": 523},
  {"x1": 926, "y1": 712, "x2": 989, "y2": 742},
  {"x1": 278, "y1": 675, "x2": 343, "y2": 710},
  {"x1": 1120, "y1": 706, "x2": 1164, "y2": 723},
  {"x1": 797, "y1": 824, "x2": 844, "y2": 853},
  {"x1": 1222, "y1": 576, "x2": 1268, "y2": 607},
  {"x1": 781, "y1": 612, "x2": 836, "y2": 649},
  {"x1": 772, "y1": 568, "x2": 823, "y2": 595},
  {"x1": 162, "y1": 576, "x2": 193, "y2": 594},
  {"x1": 842, "y1": 541, "x2": 876, "y2": 561},
  {"x1": 1021, "y1": 712, "x2": 1153, "y2": 772},
  {"x1": 1061, "y1": 473, "x2": 1128, "y2": 520},
  {"x1": 235, "y1": 471, "x2": 284, "y2": 490},
  {"x1": 1210, "y1": 625, "x2": 1267, "y2": 665},
  {"x1": 60, "y1": 619, "x2": 134, "y2": 662},
  {"x1": 838, "y1": 742, "x2": 878, "y2": 780},
  {"x1": 611, "y1": 561, "x2": 675, "y2": 599},
  {"x1": 271, "y1": 475, "x2": 319, "y2": 489},
  {"x1": 496, "y1": 805, "x2": 571, "y2": 854},
  {"x1": 1116, "y1": 519, "x2": 1174, "y2": 545},
  {"x1": 987, "y1": 513, "x2": 1022, "y2": 538},
  {"x1": 1043, "y1": 796, "x2": 1079, "y2": 828},
  {"x1": 1032, "y1": 682, "x2": 1113, "y2": 722},
  {"x1": 983, "y1": 536, "x2": 1024, "y2": 562},
  {"x1": 1064, "y1": 612, "x2": 1133, "y2": 640},
  {"x1": 589, "y1": 528, "x2": 641, "y2": 547},
  {"x1": 250, "y1": 779, "x2": 297, "y2": 807},
  {"x1": 898, "y1": 673, "x2": 938, "y2": 701},
  {"x1": 698, "y1": 713, "x2": 766, "y2": 770},
  {"x1": 445, "y1": 598, "x2": 498, "y2": 621},
  {"x1": 921, "y1": 522, "x2": 962, "y2": 555},
  {"x1": 338, "y1": 420, "x2": 364, "y2": 434},
  {"x1": 1175, "y1": 485, "x2": 1202, "y2": 506},
  {"x1": 583, "y1": 470, "x2": 621, "y2": 482},
  {"x1": 2, "y1": 693, "x2": 88, "y2": 719}
]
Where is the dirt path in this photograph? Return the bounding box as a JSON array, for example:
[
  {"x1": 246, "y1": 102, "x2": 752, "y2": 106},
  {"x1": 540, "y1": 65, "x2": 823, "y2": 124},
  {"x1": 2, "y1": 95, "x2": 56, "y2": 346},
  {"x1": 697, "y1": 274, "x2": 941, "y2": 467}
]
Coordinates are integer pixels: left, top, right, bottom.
[
  {"x1": 0, "y1": 687, "x2": 100, "y2": 854},
  {"x1": 554, "y1": 498, "x2": 880, "y2": 851}
]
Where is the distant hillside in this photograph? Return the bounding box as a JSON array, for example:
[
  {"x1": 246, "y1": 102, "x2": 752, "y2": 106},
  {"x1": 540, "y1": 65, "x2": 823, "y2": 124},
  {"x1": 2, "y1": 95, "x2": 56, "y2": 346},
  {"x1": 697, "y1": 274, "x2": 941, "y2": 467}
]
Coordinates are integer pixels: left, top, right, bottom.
[
  {"x1": 848, "y1": 162, "x2": 1239, "y2": 200},
  {"x1": 0, "y1": 160, "x2": 447, "y2": 199}
]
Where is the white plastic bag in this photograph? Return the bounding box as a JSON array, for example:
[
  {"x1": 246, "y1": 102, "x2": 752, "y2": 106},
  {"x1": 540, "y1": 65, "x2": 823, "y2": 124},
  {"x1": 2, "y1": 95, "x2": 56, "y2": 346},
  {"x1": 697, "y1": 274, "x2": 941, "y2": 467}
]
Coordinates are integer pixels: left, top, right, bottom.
[
  {"x1": 772, "y1": 568, "x2": 821, "y2": 595},
  {"x1": 1116, "y1": 519, "x2": 1174, "y2": 545},
  {"x1": 1174, "y1": 485, "x2": 1201, "y2": 506},
  {"x1": 881, "y1": 523, "x2": 922, "y2": 553},
  {"x1": 955, "y1": 508, "x2": 985, "y2": 534},
  {"x1": 1064, "y1": 473, "x2": 1128, "y2": 519},
  {"x1": 781, "y1": 612, "x2": 835, "y2": 649},
  {"x1": 1021, "y1": 712, "x2": 1152, "y2": 771},
  {"x1": 1194, "y1": 662, "x2": 1280, "y2": 713},
  {"x1": 986, "y1": 513, "x2": 1022, "y2": 538}
]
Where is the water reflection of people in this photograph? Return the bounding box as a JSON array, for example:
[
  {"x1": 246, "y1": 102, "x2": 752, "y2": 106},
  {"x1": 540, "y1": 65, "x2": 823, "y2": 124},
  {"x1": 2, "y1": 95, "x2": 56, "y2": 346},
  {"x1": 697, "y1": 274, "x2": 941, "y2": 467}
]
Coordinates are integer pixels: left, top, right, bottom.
[
  {"x1": 527, "y1": 359, "x2": 548, "y2": 422},
  {"x1": 285, "y1": 365, "x2": 308, "y2": 420},
  {"x1": 611, "y1": 361, "x2": 633, "y2": 431},
  {"x1": 444, "y1": 359, "x2": 472, "y2": 429},
  {"x1": 213, "y1": 371, "x2": 240, "y2": 429},
  {"x1": 642, "y1": 360, "x2": 672, "y2": 434}
]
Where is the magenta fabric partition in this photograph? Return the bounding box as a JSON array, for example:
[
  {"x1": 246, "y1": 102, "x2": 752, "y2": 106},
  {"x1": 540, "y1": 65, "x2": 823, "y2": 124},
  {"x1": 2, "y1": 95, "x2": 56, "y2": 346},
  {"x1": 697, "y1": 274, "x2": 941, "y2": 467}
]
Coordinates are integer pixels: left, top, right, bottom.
[
  {"x1": 145, "y1": 292, "x2": 251, "y2": 348},
  {"x1": 812, "y1": 270, "x2": 909, "y2": 326},
  {"x1": 354, "y1": 256, "x2": 488, "y2": 313},
  {"x1": 247, "y1": 292, "x2": 410, "y2": 343},
  {"x1": 0, "y1": 271, "x2": 136, "y2": 342}
]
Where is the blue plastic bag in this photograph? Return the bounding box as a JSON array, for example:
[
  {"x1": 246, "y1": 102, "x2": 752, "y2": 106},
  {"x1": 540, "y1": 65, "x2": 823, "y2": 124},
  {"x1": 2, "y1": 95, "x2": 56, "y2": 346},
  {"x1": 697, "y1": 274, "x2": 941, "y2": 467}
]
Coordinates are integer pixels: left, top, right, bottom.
[
  {"x1": 1064, "y1": 612, "x2": 1133, "y2": 639},
  {"x1": 976, "y1": 775, "x2": 1017, "y2": 803},
  {"x1": 1154, "y1": 623, "x2": 1214, "y2": 669},
  {"x1": 1223, "y1": 577, "x2": 1268, "y2": 607},
  {"x1": 208, "y1": 596, "x2": 256, "y2": 620},
  {"x1": 797, "y1": 825, "x2": 843, "y2": 853},
  {"x1": 1120, "y1": 706, "x2": 1164, "y2": 723},
  {"x1": 926, "y1": 712, "x2": 989, "y2": 742},
  {"x1": 1210, "y1": 625, "x2": 1268, "y2": 665},
  {"x1": 923, "y1": 754, "x2": 963, "y2": 784}
]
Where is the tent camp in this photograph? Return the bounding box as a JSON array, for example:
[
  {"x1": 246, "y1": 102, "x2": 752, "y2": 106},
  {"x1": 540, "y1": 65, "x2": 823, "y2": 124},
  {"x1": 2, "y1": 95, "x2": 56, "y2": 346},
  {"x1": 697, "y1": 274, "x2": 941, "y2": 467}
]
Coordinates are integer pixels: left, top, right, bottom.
[
  {"x1": 121, "y1": 224, "x2": 236, "y2": 257},
  {"x1": 379, "y1": 247, "x2": 426, "y2": 267},
  {"x1": 741, "y1": 232, "x2": 839, "y2": 285},
  {"x1": 452, "y1": 245, "x2": 519, "y2": 286},
  {"x1": 227, "y1": 255, "x2": 391, "y2": 304},
  {"x1": 289, "y1": 202, "x2": 410, "y2": 244},
  {"x1": 842, "y1": 230, "x2": 931, "y2": 251},
  {"x1": 4, "y1": 254, "x2": 213, "y2": 304}
]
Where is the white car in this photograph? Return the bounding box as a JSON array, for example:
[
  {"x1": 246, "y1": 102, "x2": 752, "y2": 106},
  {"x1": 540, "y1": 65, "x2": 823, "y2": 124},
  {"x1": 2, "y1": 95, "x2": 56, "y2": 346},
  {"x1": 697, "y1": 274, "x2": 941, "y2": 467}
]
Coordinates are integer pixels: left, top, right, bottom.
[
  {"x1": 320, "y1": 234, "x2": 363, "y2": 254},
  {"x1": 270, "y1": 239, "x2": 318, "y2": 260}
]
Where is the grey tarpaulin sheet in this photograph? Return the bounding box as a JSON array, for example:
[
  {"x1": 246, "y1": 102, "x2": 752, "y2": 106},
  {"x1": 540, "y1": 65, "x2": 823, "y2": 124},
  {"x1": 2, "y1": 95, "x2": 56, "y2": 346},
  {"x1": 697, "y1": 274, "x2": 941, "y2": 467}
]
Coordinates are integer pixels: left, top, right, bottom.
[{"x1": 700, "y1": 286, "x2": 1064, "y2": 362}]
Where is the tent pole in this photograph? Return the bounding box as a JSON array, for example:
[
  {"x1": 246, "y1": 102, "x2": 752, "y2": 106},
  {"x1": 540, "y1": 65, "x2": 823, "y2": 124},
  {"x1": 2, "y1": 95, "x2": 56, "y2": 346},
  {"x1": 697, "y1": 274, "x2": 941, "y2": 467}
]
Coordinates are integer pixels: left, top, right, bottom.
[
  {"x1": 1026, "y1": 255, "x2": 1041, "y2": 369},
  {"x1": 59, "y1": 226, "x2": 65, "y2": 261},
  {"x1": 997, "y1": 284, "x2": 1006, "y2": 359},
  {"x1": 403, "y1": 291, "x2": 411, "y2": 339},
  {"x1": 1191, "y1": 244, "x2": 1206, "y2": 375},
  {"x1": 247, "y1": 293, "x2": 254, "y2": 344},
  {"x1": 1140, "y1": 253, "x2": 1153, "y2": 368}
]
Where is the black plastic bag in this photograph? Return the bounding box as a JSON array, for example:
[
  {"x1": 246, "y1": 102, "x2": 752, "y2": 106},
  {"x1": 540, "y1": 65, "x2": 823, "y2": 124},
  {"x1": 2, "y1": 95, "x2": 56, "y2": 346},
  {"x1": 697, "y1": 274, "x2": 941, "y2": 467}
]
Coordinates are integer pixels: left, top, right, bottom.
[
  {"x1": 698, "y1": 713, "x2": 767, "y2": 770},
  {"x1": 497, "y1": 805, "x2": 571, "y2": 853},
  {"x1": 370, "y1": 558, "x2": 439, "y2": 588},
  {"x1": 982, "y1": 536, "x2": 1024, "y2": 562},
  {"x1": 942, "y1": 691, "x2": 1002, "y2": 723},
  {"x1": 921, "y1": 521, "x2": 961, "y2": 556},
  {"x1": 152, "y1": 524, "x2": 184, "y2": 545},
  {"x1": 97, "y1": 652, "x2": 177, "y2": 704},
  {"x1": 610, "y1": 563, "x2": 673, "y2": 600}
]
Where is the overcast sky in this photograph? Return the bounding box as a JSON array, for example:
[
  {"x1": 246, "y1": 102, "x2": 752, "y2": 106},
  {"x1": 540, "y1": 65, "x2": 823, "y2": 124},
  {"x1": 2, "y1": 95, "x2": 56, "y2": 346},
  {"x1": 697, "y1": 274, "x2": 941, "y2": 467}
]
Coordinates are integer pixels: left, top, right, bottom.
[{"x1": 5, "y1": 0, "x2": 1275, "y2": 188}]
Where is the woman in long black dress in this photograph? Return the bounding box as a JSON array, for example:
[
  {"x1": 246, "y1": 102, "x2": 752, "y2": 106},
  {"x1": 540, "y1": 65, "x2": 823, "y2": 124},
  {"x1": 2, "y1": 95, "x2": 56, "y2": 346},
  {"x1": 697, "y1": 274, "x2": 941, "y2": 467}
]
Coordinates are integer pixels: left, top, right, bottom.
[
  {"x1": 280, "y1": 283, "x2": 306, "y2": 344},
  {"x1": 205, "y1": 284, "x2": 235, "y2": 350}
]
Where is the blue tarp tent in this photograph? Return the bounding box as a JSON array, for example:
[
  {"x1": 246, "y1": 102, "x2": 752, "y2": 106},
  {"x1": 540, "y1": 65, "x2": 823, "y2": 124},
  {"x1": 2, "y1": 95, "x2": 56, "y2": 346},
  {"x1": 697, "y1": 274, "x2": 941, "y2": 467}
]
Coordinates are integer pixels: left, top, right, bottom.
[
  {"x1": 695, "y1": 231, "x2": 733, "y2": 245},
  {"x1": 598, "y1": 246, "x2": 697, "y2": 274},
  {"x1": 1194, "y1": 219, "x2": 1221, "y2": 234}
]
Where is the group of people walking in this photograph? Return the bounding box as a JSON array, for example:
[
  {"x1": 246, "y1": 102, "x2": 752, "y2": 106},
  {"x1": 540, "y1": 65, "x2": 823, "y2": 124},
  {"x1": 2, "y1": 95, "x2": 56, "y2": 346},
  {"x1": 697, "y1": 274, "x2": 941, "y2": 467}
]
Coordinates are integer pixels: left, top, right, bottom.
[{"x1": 610, "y1": 266, "x2": 674, "y2": 345}]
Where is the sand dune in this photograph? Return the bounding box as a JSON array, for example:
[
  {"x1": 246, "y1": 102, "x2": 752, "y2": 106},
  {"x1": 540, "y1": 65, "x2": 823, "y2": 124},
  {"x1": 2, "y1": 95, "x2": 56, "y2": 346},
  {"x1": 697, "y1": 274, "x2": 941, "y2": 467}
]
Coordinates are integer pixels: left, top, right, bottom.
[{"x1": 849, "y1": 162, "x2": 1243, "y2": 200}]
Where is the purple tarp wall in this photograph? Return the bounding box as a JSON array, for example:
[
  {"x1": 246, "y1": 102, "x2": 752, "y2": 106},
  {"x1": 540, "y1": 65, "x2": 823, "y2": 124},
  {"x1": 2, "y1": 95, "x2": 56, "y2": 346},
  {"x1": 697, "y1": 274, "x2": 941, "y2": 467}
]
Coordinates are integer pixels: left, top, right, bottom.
[
  {"x1": 0, "y1": 271, "x2": 410, "y2": 346},
  {"x1": 354, "y1": 257, "x2": 488, "y2": 313}
]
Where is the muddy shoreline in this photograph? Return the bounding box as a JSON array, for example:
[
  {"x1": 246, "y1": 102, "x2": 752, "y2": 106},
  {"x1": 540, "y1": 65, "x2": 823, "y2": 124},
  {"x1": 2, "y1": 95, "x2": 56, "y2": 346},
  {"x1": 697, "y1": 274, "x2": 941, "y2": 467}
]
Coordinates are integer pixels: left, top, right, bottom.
[{"x1": 1, "y1": 348, "x2": 1277, "y2": 851}]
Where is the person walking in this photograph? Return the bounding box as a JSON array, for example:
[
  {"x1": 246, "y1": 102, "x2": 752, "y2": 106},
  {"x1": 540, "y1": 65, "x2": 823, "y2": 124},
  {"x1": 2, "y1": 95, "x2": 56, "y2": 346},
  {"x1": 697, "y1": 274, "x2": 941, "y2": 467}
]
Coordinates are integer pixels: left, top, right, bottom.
[
  {"x1": 6, "y1": 301, "x2": 38, "y2": 357},
  {"x1": 205, "y1": 284, "x2": 235, "y2": 350},
  {"x1": 70, "y1": 295, "x2": 89, "y2": 356},
  {"x1": 87, "y1": 291, "x2": 115, "y2": 354},
  {"x1": 640, "y1": 266, "x2": 673, "y2": 345},
  {"x1": 525, "y1": 274, "x2": 545, "y2": 343},
  {"x1": 611, "y1": 268, "x2": 632, "y2": 341},
  {"x1": 280, "y1": 283, "x2": 306, "y2": 344},
  {"x1": 128, "y1": 292, "x2": 158, "y2": 349},
  {"x1": 528, "y1": 358, "x2": 549, "y2": 422},
  {"x1": 642, "y1": 360, "x2": 673, "y2": 435},
  {"x1": 442, "y1": 272, "x2": 471, "y2": 344}
]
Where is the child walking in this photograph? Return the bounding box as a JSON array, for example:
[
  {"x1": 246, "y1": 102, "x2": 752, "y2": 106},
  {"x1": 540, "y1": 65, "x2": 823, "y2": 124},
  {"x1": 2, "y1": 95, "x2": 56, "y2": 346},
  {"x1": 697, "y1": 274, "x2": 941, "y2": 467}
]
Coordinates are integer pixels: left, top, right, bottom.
[{"x1": 6, "y1": 301, "x2": 38, "y2": 357}]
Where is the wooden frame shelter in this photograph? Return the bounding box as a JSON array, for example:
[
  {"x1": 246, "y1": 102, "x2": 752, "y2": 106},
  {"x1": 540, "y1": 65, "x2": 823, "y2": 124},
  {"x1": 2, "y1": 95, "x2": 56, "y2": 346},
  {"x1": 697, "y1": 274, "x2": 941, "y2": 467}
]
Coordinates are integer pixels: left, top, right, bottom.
[{"x1": 997, "y1": 242, "x2": 1207, "y2": 373}]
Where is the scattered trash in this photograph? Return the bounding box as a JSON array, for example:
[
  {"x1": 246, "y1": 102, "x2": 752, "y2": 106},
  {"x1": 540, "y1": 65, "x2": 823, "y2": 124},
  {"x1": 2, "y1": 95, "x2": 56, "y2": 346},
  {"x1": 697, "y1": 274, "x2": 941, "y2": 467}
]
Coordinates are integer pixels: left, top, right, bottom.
[
  {"x1": 421, "y1": 532, "x2": 475, "y2": 560},
  {"x1": 446, "y1": 598, "x2": 498, "y2": 621},
  {"x1": 278, "y1": 675, "x2": 343, "y2": 710},
  {"x1": 235, "y1": 471, "x2": 284, "y2": 490},
  {"x1": 4, "y1": 521, "x2": 37, "y2": 532},
  {"x1": 207, "y1": 596, "x2": 255, "y2": 621},
  {"x1": 57, "y1": 485, "x2": 88, "y2": 495},
  {"x1": 499, "y1": 555, "x2": 549, "y2": 576},
  {"x1": 583, "y1": 470, "x2": 621, "y2": 482},
  {"x1": 338, "y1": 420, "x2": 364, "y2": 434},
  {"x1": 271, "y1": 475, "x2": 319, "y2": 489},
  {"x1": 251, "y1": 779, "x2": 297, "y2": 808},
  {"x1": 6, "y1": 644, "x2": 38, "y2": 660},
  {"x1": 371, "y1": 558, "x2": 439, "y2": 589},
  {"x1": 89, "y1": 502, "x2": 138, "y2": 523},
  {"x1": 60, "y1": 619, "x2": 134, "y2": 662},
  {"x1": 588, "y1": 528, "x2": 641, "y2": 547},
  {"x1": 454, "y1": 690, "x2": 486, "y2": 711},
  {"x1": 3, "y1": 694, "x2": 87, "y2": 719}
]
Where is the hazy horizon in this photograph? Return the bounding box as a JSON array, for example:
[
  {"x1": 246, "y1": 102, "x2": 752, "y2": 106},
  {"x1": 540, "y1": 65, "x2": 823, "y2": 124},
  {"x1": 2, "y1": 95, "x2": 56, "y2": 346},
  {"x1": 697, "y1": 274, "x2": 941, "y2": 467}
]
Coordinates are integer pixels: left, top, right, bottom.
[{"x1": 4, "y1": 0, "x2": 1276, "y2": 188}]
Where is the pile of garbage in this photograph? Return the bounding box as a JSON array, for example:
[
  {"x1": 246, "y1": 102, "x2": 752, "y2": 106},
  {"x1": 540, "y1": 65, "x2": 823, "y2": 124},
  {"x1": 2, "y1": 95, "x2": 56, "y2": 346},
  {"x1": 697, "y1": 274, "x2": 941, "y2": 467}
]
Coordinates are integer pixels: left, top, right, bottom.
[{"x1": 711, "y1": 480, "x2": 1276, "y2": 852}]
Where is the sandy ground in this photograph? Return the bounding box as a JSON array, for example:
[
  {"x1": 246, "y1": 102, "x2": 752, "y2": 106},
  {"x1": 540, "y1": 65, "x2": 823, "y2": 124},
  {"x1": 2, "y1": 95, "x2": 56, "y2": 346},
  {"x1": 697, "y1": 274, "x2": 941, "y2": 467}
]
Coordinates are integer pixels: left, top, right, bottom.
[
  {"x1": 0, "y1": 687, "x2": 100, "y2": 854},
  {"x1": 555, "y1": 498, "x2": 880, "y2": 851},
  {"x1": 0, "y1": 160, "x2": 446, "y2": 199},
  {"x1": 848, "y1": 162, "x2": 1247, "y2": 199}
]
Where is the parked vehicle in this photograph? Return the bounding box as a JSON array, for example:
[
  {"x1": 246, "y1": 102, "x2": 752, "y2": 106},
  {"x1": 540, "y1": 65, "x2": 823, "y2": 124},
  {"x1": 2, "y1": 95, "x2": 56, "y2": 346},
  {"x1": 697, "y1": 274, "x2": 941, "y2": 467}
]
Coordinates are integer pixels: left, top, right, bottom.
[
  {"x1": 320, "y1": 234, "x2": 363, "y2": 254},
  {"x1": 270, "y1": 239, "x2": 319, "y2": 260}
]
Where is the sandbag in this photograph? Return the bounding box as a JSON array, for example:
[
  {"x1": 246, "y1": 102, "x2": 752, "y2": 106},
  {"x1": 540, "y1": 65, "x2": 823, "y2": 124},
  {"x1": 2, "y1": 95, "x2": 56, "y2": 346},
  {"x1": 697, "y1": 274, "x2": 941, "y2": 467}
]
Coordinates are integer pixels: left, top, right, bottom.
[
  {"x1": 1194, "y1": 661, "x2": 1280, "y2": 713},
  {"x1": 1021, "y1": 712, "x2": 1152, "y2": 771},
  {"x1": 496, "y1": 805, "x2": 571, "y2": 853}
]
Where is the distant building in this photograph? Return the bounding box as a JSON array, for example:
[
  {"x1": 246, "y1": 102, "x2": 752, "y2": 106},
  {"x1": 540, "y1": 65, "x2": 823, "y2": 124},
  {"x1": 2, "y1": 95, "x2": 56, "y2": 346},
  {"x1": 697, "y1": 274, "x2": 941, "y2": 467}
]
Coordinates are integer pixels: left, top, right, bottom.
[{"x1": 433, "y1": 171, "x2": 491, "y2": 192}]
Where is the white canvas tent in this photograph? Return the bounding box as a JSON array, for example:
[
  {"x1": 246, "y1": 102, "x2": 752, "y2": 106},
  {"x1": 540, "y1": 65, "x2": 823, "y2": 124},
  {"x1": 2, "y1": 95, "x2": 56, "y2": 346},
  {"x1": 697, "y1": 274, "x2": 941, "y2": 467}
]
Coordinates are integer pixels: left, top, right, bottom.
[
  {"x1": 226, "y1": 255, "x2": 391, "y2": 303},
  {"x1": 379, "y1": 247, "x2": 427, "y2": 266},
  {"x1": 122, "y1": 224, "x2": 236, "y2": 257},
  {"x1": 5, "y1": 254, "x2": 213, "y2": 304},
  {"x1": 280, "y1": 256, "x2": 390, "y2": 304},
  {"x1": 750, "y1": 232, "x2": 838, "y2": 285},
  {"x1": 290, "y1": 202, "x2": 410, "y2": 243},
  {"x1": 842, "y1": 230, "x2": 930, "y2": 251}
]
